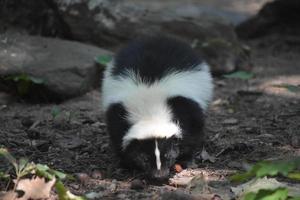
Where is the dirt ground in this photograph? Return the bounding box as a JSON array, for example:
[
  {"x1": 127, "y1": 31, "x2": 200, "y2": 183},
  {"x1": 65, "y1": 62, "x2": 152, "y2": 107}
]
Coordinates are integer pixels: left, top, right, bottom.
[{"x1": 0, "y1": 38, "x2": 299, "y2": 199}]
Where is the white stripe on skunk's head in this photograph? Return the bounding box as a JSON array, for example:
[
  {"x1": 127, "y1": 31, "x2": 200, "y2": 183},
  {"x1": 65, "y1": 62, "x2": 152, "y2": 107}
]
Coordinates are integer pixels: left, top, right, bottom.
[{"x1": 122, "y1": 119, "x2": 182, "y2": 150}]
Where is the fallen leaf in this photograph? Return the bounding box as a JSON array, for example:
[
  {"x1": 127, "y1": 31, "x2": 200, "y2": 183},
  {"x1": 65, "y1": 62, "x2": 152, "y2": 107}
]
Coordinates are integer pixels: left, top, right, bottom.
[
  {"x1": 174, "y1": 164, "x2": 183, "y2": 173},
  {"x1": 1, "y1": 191, "x2": 18, "y2": 200},
  {"x1": 169, "y1": 176, "x2": 193, "y2": 187},
  {"x1": 16, "y1": 176, "x2": 56, "y2": 200}
]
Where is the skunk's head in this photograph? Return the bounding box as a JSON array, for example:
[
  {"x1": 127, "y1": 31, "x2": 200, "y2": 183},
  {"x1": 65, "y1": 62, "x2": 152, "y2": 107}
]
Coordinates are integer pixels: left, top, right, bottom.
[
  {"x1": 120, "y1": 116, "x2": 182, "y2": 181},
  {"x1": 123, "y1": 136, "x2": 181, "y2": 181}
]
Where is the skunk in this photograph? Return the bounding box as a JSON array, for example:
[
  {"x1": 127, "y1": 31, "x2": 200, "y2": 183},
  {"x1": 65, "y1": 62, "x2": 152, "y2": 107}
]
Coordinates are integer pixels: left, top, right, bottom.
[{"x1": 101, "y1": 36, "x2": 213, "y2": 180}]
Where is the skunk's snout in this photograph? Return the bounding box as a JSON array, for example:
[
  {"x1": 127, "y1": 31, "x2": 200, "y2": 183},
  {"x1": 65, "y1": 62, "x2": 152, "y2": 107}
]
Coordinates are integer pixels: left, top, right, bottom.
[{"x1": 151, "y1": 169, "x2": 170, "y2": 181}]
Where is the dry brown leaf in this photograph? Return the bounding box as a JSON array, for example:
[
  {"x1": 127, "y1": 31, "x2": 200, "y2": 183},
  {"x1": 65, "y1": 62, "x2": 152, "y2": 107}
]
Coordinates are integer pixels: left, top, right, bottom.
[
  {"x1": 1, "y1": 191, "x2": 18, "y2": 200},
  {"x1": 16, "y1": 176, "x2": 56, "y2": 200}
]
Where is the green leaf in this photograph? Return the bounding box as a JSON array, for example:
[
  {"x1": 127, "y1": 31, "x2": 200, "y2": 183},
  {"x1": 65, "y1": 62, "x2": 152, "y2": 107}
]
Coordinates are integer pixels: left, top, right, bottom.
[
  {"x1": 19, "y1": 162, "x2": 35, "y2": 177},
  {"x1": 95, "y1": 55, "x2": 112, "y2": 66},
  {"x1": 0, "y1": 148, "x2": 18, "y2": 170},
  {"x1": 18, "y1": 158, "x2": 29, "y2": 172},
  {"x1": 289, "y1": 197, "x2": 300, "y2": 200},
  {"x1": 244, "y1": 192, "x2": 257, "y2": 200},
  {"x1": 287, "y1": 172, "x2": 300, "y2": 181},
  {"x1": 36, "y1": 164, "x2": 55, "y2": 179},
  {"x1": 29, "y1": 76, "x2": 44, "y2": 84},
  {"x1": 223, "y1": 71, "x2": 254, "y2": 80},
  {"x1": 36, "y1": 164, "x2": 50, "y2": 172},
  {"x1": 273, "y1": 84, "x2": 300, "y2": 93},
  {"x1": 230, "y1": 163, "x2": 261, "y2": 182},
  {"x1": 230, "y1": 158, "x2": 300, "y2": 183},
  {"x1": 244, "y1": 188, "x2": 289, "y2": 200},
  {"x1": 55, "y1": 180, "x2": 86, "y2": 200},
  {"x1": 0, "y1": 171, "x2": 9, "y2": 180},
  {"x1": 16, "y1": 79, "x2": 31, "y2": 96},
  {"x1": 258, "y1": 188, "x2": 288, "y2": 200},
  {"x1": 255, "y1": 161, "x2": 296, "y2": 177},
  {"x1": 51, "y1": 106, "x2": 61, "y2": 119},
  {"x1": 230, "y1": 171, "x2": 254, "y2": 182},
  {"x1": 50, "y1": 169, "x2": 67, "y2": 180}
]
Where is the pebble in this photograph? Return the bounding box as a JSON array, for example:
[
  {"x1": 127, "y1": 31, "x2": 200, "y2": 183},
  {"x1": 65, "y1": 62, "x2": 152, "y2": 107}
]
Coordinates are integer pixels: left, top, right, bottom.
[
  {"x1": 227, "y1": 161, "x2": 242, "y2": 169},
  {"x1": 85, "y1": 192, "x2": 103, "y2": 199},
  {"x1": 21, "y1": 118, "x2": 34, "y2": 128},
  {"x1": 222, "y1": 118, "x2": 238, "y2": 125},
  {"x1": 26, "y1": 128, "x2": 40, "y2": 139},
  {"x1": 108, "y1": 179, "x2": 117, "y2": 191},
  {"x1": 291, "y1": 134, "x2": 300, "y2": 147},
  {"x1": 130, "y1": 179, "x2": 145, "y2": 190},
  {"x1": 76, "y1": 173, "x2": 90, "y2": 184},
  {"x1": 91, "y1": 170, "x2": 103, "y2": 179}
]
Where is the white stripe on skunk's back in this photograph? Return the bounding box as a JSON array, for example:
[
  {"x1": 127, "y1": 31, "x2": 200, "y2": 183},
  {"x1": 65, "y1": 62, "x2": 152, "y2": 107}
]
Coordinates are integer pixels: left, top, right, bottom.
[
  {"x1": 101, "y1": 61, "x2": 213, "y2": 148},
  {"x1": 102, "y1": 62, "x2": 213, "y2": 112}
]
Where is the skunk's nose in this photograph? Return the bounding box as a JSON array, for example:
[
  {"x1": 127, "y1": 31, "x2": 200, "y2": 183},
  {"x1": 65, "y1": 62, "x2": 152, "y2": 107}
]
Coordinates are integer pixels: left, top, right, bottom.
[{"x1": 151, "y1": 169, "x2": 169, "y2": 181}]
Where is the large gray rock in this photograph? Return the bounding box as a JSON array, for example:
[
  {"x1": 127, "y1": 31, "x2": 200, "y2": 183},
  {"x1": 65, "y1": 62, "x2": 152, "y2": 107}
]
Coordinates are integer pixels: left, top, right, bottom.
[
  {"x1": 236, "y1": 0, "x2": 300, "y2": 39},
  {"x1": 0, "y1": 33, "x2": 111, "y2": 102},
  {"x1": 53, "y1": 0, "x2": 251, "y2": 74}
]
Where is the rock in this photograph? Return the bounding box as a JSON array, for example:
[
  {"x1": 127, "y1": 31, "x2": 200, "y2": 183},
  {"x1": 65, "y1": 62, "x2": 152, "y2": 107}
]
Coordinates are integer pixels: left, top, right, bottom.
[
  {"x1": 21, "y1": 118, "x2": 35, "y2": 128},
  {"x1": 91, "y1": 170, "x2": 103, "y2": 179},
  {"x1": 76, "y1": 173, "x2": 90, "y2": 185},
  {"x1": 0, "y1": 33, "x2": 112, "y2": 102},
  {"x1": 85, "y1": 191, "x2": 103, "y2": 199},
  {"x1": 35, "y1": 140, "x2": 51, "y2": 152},
  {"x1": 227, "y1": 161, "x2": 242, "y2": 169},
  {"x1": 26, "y1": 128, "x2": 41, "y2": 139},
  {"x1": 53, "y1": 0, "x2": 250, "y2": 74},
  {"x1": 236, "y1": 0, "x2": 300, "y2": 39},
  {"x1": 130, "y1": 179, "x2": 145, "y2": 190},
  {"x1": 0, "y1": 0, "x2": 70, "y2": 37}
]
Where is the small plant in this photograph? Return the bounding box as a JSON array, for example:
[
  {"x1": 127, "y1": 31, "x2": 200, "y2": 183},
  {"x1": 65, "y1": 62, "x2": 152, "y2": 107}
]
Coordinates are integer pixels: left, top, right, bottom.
[
  {"x1": 231, "y1": 158, "x2": 300, "y2": 200},
  {"x1": 5, "y1": 74, "x2": 45, "y2": 96},
  {"x1": 51, "y1": 106, "x2": 61, "y2": 120},
  {"x1": 95, "y1": 55, "x2": 112, "y2": 66},
  {"x1": 223, "y1": 71, "x2": 254, "y2": 80},
  {"x1": 0, "y1": 148, "x2": 85, "y2": 200}
]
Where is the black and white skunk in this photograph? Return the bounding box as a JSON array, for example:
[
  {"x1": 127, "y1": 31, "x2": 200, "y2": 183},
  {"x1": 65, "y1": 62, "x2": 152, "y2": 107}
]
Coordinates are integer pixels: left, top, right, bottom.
[{"x1": 101, "y1": 36, "x2": 213, "y2": 180}]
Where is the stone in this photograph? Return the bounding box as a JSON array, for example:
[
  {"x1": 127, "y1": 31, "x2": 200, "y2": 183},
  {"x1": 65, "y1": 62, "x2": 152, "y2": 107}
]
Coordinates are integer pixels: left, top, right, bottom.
[
  {"x1": 222, "y1": 118, "x2": 239, "y2": 125},
  {"x1": 53, "y1": 0, "x2": 251, "y2": 74},
  {"x1": 0, "y1": 33, "x2": 112, "y2": 102},
  {"x1": 130, "y1": 179, "x2": 145, "y2": 190},
  {"x1": 236, "y1": 0, "x2": 300, "y2": 39}
]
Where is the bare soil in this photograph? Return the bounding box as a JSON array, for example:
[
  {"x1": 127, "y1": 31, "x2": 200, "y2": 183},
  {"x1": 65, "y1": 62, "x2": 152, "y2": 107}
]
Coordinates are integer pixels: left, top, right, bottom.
[{"x1": 0, "y1": 39, "x2": 299, "y2": 199}]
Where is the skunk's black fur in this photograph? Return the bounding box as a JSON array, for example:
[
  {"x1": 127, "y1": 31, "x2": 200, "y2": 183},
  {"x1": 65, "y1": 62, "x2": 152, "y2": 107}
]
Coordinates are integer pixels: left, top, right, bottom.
[{"x1": 102, "y1": 36, "x2": 213, "y2": 180}]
